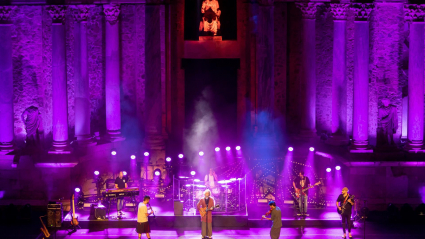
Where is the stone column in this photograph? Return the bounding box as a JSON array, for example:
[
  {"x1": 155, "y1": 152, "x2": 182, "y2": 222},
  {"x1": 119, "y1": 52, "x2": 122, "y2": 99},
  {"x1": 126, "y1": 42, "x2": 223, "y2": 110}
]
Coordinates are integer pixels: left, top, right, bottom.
[
  {"x1": 296, "y1": 2, "x2": 320, "y2": 137},
  {"x1": 350, "y1": 3, "x2": 373, "y2": 152},
  {"x1": 0, "y1": 6, "x2": 15, "y2": 153},
  {"x1": 47, "y1": 6, "x2": 71, "y2": 153},
  {"x1": 327, "y1": 3, "x2": 349, "y2": 145},
  {"x1": 73, "y1": 6, "x2": 95, "y2": 146},
  {"x1": 104, "y1": 4, "x2": 124, "y2": 141},
  {"x1": 404, "y1": 5, "x2": 425, "y2": 151}
]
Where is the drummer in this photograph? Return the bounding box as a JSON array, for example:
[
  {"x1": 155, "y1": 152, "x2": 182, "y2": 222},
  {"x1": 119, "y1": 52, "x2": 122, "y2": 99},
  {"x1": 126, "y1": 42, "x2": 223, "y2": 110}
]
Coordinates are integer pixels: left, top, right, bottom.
[{"x1": 205, "y1": 168, "x2": 218, "y2": 189}]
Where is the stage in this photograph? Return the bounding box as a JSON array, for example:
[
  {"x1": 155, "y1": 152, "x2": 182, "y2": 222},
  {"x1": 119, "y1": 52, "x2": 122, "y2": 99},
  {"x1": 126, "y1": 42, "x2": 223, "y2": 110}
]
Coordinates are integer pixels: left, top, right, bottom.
[{"x1": 62, "y1": 205, "x2": 344, "y2": 229}]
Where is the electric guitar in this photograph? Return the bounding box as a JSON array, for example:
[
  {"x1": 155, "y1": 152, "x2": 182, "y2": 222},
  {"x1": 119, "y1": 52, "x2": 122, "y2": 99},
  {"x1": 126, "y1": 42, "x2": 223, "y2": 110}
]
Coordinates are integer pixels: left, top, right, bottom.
[
  {"x1": 295, "y1": 182, "x2": 321, "y2": 198},
  {"x1": 199, "y1": 204, "x2": 220, "y2": 217},
  {"x1": 337, "y1": 194, "x2": 355, "y2": 215},
  {"x1": 71, "y1": 194, "x2": 79, "y2": 226}
]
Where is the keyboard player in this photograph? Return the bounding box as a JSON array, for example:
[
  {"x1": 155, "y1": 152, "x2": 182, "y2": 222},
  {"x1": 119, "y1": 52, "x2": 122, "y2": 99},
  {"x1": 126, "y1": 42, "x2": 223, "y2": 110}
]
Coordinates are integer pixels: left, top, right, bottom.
[{"x1": 115, "y1": 171, "x2": 128, "y2": 218}]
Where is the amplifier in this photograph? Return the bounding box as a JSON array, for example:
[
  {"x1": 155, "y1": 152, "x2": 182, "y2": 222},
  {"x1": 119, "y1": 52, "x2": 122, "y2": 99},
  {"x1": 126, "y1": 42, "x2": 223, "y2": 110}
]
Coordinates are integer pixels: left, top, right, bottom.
[{"x1": 47, "y1": 203, "x2": 63, "y2": 228}]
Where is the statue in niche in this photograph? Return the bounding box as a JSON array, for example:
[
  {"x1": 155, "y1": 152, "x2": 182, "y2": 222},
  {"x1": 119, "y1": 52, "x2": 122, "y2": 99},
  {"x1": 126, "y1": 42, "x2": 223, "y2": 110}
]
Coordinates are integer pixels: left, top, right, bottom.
[
  {"x1": 199, "y1": 0, "x2": 221, "y2": 36},
  {"x1": 377, "y1": 98, "x2": 398, "y2": 146},
  {"x1": 21, "y1": 106, "x2": 44, "y2": 147}
]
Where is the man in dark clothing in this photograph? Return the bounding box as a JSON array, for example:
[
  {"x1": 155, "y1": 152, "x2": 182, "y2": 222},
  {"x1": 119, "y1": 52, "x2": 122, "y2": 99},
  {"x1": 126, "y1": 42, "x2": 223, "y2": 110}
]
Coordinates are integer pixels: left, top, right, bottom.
[
  {"x1": 114, "y1": 171, "x2": 128, "y2": 218},
  {"x1": 293, "y1": 171, "x2": 310, "y2": 216},
  {"x1": 262, "y1": 201, "x2": 281, "y2": 239},
  {"x1": 336, "y1": 187, "x2": 354, "y2": 239}
]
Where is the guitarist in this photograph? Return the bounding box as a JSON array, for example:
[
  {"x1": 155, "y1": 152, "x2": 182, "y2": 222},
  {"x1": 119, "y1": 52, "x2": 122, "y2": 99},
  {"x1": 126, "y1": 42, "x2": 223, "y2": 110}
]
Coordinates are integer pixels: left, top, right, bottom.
[
  {"x1": 196, "y1": 189, "x2": 215, "y2": 239},
  {"x1": 336, "y1": 187, "x2": 354, "y2": 239},
  {"x1": 293, "y1": 171, "x2": 310, "y2": 216}
]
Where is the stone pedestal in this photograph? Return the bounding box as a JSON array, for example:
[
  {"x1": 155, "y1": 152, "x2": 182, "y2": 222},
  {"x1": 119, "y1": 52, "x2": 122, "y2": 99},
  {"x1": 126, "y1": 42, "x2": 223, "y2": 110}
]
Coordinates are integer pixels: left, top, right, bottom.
[
  {"x1": 104, "y1": 4, "x2": 125, "y2": 142},
  {"x1": 327, "y1": 4, "x2": 349, "y2": 146},
  {"x1": 0, "y1": 6, "x2": 16, "y2": 154},
  {"x1": 73, "y1": 6, "x2": 96, "y2": 146},
  {"x1": 48, "y1": 6, "x2": 71, "y2": 154},
  {"x1": 404, "y1": 5, "x2": 425, "y2": 152},
  {"x1": 296, "y1": 2, "x2": 320, "y2": 138},
  {"x1": 350, "y1": 3, "x2": 373, "y2": 153}
]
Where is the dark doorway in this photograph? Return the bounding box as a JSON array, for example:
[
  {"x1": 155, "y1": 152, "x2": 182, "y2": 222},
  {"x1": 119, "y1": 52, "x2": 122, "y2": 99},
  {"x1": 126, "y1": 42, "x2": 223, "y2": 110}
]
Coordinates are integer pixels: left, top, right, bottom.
[{"x1": 183, "y1": 59, "x2": 239, "y2": 149}]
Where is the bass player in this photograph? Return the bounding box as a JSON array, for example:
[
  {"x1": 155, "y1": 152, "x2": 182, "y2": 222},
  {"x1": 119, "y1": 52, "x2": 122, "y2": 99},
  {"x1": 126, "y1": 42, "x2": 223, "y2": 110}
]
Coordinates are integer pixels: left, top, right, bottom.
[{"x1": 336, "y1": 187, "x2": 354, "y2": 239}]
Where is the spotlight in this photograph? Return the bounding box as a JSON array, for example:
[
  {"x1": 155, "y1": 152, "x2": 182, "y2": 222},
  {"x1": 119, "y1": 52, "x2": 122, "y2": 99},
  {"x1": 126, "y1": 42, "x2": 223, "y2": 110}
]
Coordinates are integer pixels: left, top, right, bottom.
[
  {"x1": 166, "y1": 157, "x2": 171, "y2": 162},
  {"x1": 130, "y1": 155, "x2": 136, "y2": 160},
  {"x1": 215, "y1": 147, "x2": 220, "y2": 152},
  {"x1": 309, "y1": 147, "x2": 315, "y2": 152},
  {"x1": 326, "y1": 168, "x2": 331, "y2": 173},
  {"x1": 226, "y1": 146, "x2": 231, "y2": 151},
  {"x1": 94, "y1": 171, "x2": 99, "y2": 176},
  {"x1": 199, "y1": 151, "x2": 204, "y2": 156},
  {"x1": 236, "y1": 146, "x2": 241, "y2": 150},
  {"x1": 178, "y1": 154, "x2": 184, "y2": 159},
  {"x1": 194, "y1": 179, "x2": 200, "y2": 182},
  {"x1": 111, "y1": 150, "x2": 117, "y2": 156},
  {"x1": 123, "y1": 171, "x2": 127, "y2": 176},
  {"x1": 190, "y1": 171, "x2": 196, "y2": 176},
  {"x1": 335, "y1": 166, "x2": 341, "y2": 171},
  {"x1": 288, "y1": 147, "x2": 294, "y2": 151},
  {"x1": 154, "y1": 169, "x2": 161, "y2": 177},
  {"x1": 144, "y1": 152, "x2": 149, "y2": 156},
  {"x1": 75, "y1": 187, "x2": 81, "y2": 193}
]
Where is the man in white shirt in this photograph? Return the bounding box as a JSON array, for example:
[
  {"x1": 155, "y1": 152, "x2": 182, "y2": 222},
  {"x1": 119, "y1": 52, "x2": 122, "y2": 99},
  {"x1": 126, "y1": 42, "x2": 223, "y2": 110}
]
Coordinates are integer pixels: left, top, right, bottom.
[
  {"x1": 205, "y1": 168, "x2": 218, "y2": 189},
  {"x1": 137, "y1": 196, "x2": 154, "y2": 239}
]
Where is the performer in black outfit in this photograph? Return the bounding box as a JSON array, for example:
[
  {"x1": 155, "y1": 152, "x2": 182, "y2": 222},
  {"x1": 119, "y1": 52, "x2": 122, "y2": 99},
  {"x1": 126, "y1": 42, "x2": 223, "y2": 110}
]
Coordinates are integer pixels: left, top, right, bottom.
[
  {"x1": 336, "y1": 187, "x2": 354, "y2": 239},
  {"x1": 292, "y1": 171, "x2": 310, "y2": 216}
]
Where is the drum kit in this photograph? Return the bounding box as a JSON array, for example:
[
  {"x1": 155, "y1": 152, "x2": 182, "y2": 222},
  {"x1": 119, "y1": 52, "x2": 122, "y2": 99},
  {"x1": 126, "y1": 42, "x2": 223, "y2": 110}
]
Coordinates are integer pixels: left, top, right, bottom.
[{"x1": 183, "y1": 178, "x2": 243, "y2": 213}]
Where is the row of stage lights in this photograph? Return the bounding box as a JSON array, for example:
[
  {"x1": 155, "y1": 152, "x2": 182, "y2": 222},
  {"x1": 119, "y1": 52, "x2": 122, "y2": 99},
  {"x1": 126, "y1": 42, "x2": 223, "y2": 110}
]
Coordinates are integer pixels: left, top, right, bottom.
[
  {"x1": 110, "y1": 146, "x2": 242, "y2": 161},
  {"x1": 287, "y1": 146, "x2": 341, "y2": 172}
]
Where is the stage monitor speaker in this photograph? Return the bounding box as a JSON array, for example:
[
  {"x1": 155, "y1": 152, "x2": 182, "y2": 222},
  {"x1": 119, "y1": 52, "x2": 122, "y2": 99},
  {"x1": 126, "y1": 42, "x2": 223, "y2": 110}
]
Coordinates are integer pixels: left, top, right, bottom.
[
  {"x1": 95, "y1": 208, "x2": 106, "y2": 219},
  {"x1": 47, "y1": 203, "x2": 63, "y2": 227},
  {"x1": 174, "y1": 200, "x2": 183, "y2": 216}
]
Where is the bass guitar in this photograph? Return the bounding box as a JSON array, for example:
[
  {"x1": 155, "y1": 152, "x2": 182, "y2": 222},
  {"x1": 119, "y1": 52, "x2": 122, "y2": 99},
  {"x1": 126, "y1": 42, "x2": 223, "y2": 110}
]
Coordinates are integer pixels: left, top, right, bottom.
[
  {"x1": 337, "y1": 194, "x2": 355, "y2": 215},
  {"x1": 71, "y1": 194, "x2": 79, "y2": 227},
  {"x1": 199, "y1": 204, "x2": 220, "y2": 217},
  {"x1": 295, "y1": 182, "x2": 321, "y2": 198}
]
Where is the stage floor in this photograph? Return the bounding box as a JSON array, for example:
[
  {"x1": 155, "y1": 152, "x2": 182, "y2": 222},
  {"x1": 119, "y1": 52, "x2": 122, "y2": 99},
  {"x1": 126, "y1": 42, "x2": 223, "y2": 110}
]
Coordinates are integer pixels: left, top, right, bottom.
[{"x1": 48, "y1": 224, "x2": 425, "y2": 239}]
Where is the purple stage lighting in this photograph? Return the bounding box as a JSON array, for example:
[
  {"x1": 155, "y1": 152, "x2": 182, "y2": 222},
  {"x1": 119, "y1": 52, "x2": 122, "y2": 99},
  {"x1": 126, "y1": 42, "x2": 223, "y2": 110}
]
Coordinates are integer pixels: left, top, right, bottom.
[
  {"x1": 215, "y1": 147, "x2": 220, "y2": 152},
  {"x1": 75, "y1": 187, "x2": 81, "y2": 193},
  {"x1": 309, "y1": 147, "x2": 315, "y2": 152},
  {"x1": 336, "y1": 166, "x2": 341, "y2": 171},
  {"x1": 111, "y1": 150, "x2": 117, "y2": 156},
  {"x1": 236, "y1": 146, "x2": 241, "y2": 150},
  {"x1": 326, "y1": 168, "x2": 331, "y2": 173},
  {"x1": 94, "y1": 171, "x2": 99, "y2": 176},
  {"x1": 130, "y1": 155, "x2": 136, "y2": 160},
  {"x1": 288, "y1": 147, "x2": 294, "y2": 151},
  {"x1": 178, "y1": 154, "x2": 184, "y2": 159},
  {"x1": 154, "y1": 170, "x2": 161, "y2": 176},
  {"x1": 190, "y1": 171, "x2": 196, "y2": 176},
  {"x1": 166, "y1": 157, "x2": 171, "y2": 162},
  {"x1": 199, "y1": 151, "x2": 204, "y2": 156},
  {"x1": 123, "y1": 171, "x2": 127, "y2": 176},
  {"x1": 226, "y1": 146, "x2": 231, "y2": 151},
  {"x1": 144, "y1": 152, "x2": 149, "y2": 156}
]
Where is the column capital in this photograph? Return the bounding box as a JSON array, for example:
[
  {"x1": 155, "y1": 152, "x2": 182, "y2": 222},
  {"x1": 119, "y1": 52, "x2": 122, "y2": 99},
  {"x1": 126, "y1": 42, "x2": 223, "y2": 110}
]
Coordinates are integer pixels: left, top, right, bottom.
[
  {"x1": 404, "y1": 4, "x2": 425, "y2": 22},
  {"x1": 72, "y1": 5, "x2": 93, "y2": 23},
  {"x1": 295, "y1": 2, "x2": 322, "y2": 20},
  {"x1": 103, "y1": 4, "x2": 120, "y2": 25},
  {"x1": 0, "y1": 6, "x2": 16, "y2": 24},
  {"x1": 47, "y1": 5, "x2": 67, "y2": 24},
  {"x1": 351, "y1": 3, "x2": 374, "y2": 21},
  {"x1": 330, "y1": 3, "x2": 349, "y2": 21}
]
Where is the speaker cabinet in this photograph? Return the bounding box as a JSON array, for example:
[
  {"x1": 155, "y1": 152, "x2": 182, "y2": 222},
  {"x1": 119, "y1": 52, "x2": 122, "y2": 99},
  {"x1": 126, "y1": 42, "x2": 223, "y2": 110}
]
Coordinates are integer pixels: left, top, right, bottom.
[
  {"x1": 47, "y1": 203, "x2": 63, "y2": 227},
  {"x1": 174, "y1": 200, "x2": 183, "y2": 216}
]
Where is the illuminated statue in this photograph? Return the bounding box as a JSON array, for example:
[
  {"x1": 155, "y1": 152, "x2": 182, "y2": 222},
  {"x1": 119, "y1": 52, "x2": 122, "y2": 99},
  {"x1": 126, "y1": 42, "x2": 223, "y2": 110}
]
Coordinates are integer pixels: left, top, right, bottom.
[
  {"x1": 21, "y1": 106, "x2": 44, "y2": 146},
  {"x1": 377, "y1": 98, "x2": 398, "y2": 146},
  {"x1": 200, "y1": 0, "x2": 221, "y2": 36}
]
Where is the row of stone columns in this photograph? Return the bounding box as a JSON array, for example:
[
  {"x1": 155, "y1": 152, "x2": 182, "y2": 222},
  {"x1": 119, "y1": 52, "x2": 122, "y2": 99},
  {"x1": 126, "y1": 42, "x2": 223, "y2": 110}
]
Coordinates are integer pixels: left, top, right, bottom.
[
  {"x1": 0, "y1": 5, "x2": 126, "y2": 153},
  {"x1": 296, "y1": 3, "x2": 425, "y2": 151}
]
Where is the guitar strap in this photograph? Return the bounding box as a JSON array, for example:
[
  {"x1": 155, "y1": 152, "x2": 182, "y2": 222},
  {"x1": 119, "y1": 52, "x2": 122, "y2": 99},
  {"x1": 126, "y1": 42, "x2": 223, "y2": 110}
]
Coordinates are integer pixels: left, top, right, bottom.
[{"x1": 343, "y1": 194, "x2": 349, "y2": 204}]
